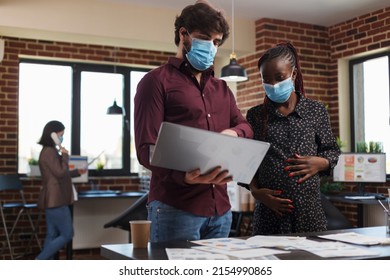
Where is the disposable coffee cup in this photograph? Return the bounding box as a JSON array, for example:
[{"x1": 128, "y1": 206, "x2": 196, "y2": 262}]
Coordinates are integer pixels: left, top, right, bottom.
[{"x1": 130, "y1": 220, "x2": 151, "y2": 248}]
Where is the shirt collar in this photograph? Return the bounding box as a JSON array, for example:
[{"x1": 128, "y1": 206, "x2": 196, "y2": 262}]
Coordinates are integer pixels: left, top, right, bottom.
[
  {"x1": 168, "y1": 57, "x2": 214, "y2": 77},
  {"x1": 267, "y1": 92, "x2": 307, "y2": 118}
]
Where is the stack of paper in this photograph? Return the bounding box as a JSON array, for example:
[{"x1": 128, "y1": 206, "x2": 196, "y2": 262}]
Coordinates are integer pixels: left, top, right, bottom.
[
  {"x1": 317, "y1": 232, "x2": 390, "y2": 245},
  {"x1": 164, "y1": 232, "x2": 386, "y2": 260}
]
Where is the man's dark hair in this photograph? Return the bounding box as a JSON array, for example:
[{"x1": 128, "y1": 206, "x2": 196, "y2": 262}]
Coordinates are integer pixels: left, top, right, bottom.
[{"x1": 174, "y1": 1, "x2": 230, "y2": 46}]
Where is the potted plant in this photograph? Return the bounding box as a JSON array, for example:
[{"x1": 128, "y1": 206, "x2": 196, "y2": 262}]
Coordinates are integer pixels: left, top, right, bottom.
[
  {"x1": 28, "y1": 158, "x2": 41, "y2": 177},
  {"x1": 356, "y1": 141, "x2": 383, "y2": 153},
  {"x1": 95, "y1": 160, "x2": 105, "y2": 175},
  {"x1": 336, "y1": 136, "x2": 347, "y2": 152},
  {"x1": 320, "y1": 176, "x2": 343, "y2": 194}
]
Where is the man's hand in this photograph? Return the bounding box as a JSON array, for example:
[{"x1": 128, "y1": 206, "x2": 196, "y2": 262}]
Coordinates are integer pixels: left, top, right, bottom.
[
  {"x1": 220, "y1": 129, "x2": 238, "y2": 137},
  {"x1": 184, "y1": 166, "x2": 232, "y2": 185},
  {"x1": 250, "y1": 187, "x2": 293, "y2": 216}
]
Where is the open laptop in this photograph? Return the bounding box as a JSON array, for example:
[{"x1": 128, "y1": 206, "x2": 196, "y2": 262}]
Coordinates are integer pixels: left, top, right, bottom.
[{"x1": 150, "y1": 122, "x2": 270, "y2": 184}]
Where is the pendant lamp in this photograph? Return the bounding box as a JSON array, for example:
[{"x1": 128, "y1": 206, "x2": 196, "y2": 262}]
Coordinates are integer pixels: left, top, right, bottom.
[
  {"x1": 220, "y1": 0, "x2": 248, "y2": 82},
  {"x1": 106, "y1": 47, "x2": 124, "y2": 115},
  {"x1": 107, "y1": 99, "x2": 123, "y2": 115}
]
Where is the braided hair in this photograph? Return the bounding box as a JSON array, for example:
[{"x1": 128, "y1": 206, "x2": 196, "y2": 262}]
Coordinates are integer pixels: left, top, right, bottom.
[
  {"x1": 258, "y1": 42, "x2": 305, "y2": 96},
  {"x1": 256, "y1": 42, "x2": 305, "y2": 140}
]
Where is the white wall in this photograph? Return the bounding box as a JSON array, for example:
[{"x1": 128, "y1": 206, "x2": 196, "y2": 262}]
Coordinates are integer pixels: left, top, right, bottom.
[{"x1": 0, "y1": 0, "x2": 255, "y2": 60}]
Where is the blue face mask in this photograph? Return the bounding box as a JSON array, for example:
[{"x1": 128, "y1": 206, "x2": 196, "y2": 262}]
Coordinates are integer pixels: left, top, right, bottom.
[
  {"x1": 58, "y1": 136, "x2": 64, "y2": 143},
  {"x1": 185, "y1": 35, "x2": 217, "y2": 71},
  {"x1": 262, "y1": 71, "x2": 295, "y2": 103}
]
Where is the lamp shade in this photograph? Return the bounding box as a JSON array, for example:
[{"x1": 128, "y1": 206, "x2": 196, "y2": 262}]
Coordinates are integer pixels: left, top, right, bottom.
[
  {"x1": 107, "y1": 100, "x2": 123, "y2": 115},
  {"x1": 220, "y1": 57, "x2": 248, "y2": 82}
]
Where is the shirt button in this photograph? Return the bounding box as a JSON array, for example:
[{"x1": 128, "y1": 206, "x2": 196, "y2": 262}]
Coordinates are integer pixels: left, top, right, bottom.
[
  {"x1": 207, "y1": 114, "x2": 211, "y2": 118},
  {"x1": 212, "y1": 184, "x2": 215, "y2": 188}
]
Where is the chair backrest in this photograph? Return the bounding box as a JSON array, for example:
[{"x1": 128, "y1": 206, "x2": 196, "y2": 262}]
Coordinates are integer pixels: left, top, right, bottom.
[
  {"x1": 0, "y1": 174, "x2": 23, "y2": 192},
  {"x1": 320, "y1": 193, "x2": 352, "y2": 230},
  {"x1": 104, "y1": 192, "x2": 148, "y2": 231}
]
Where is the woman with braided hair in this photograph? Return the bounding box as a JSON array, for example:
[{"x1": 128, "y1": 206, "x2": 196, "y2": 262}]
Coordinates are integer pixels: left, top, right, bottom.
[{"x1": 246, "y1": 42, "x2": 340, "y2": 234}]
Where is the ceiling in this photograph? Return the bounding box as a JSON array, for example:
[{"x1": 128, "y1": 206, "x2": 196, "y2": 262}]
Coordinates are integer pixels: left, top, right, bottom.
[{"x1": 108, "y1": 0, "x2": 389, "y2": 27}]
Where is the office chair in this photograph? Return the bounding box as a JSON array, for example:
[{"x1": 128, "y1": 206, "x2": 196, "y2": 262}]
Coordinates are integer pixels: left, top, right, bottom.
[
  {"x1": 321, "y1": 193, "x2": 352, "y2": 230},
  {"x1": 0, "y1": 174, "x2": 42, "y2": 259},
  {"x1": 104, "y1": 192, "x2": 148, "y2": 242}
]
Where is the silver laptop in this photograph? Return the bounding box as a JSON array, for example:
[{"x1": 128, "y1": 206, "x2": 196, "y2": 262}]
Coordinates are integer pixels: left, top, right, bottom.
[{"x1": 150, "y1": 122, "x2": 270, "y2": 184}]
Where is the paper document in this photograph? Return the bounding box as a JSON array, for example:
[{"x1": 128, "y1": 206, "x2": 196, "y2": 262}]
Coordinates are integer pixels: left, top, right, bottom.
[
  {"x1": 247, "y1": 235, "x2": 380, "y2": 258},
  {"x1": 301, "y1": 241, "x2": 380, "y2": 258},
  {"x1": 246, "y1": 235, "x2": 307, "y2": 249},
  {"x1": 193, "y1": 246, "x2": 287, "y2": 259},
  {"x1": 317, "y1": 232, "x2": 390, "y2": 245},
  {"x1": 191, "y1": 237, "x2": 261, "y2": 250},
  {"x1": 165, "y1": 248, "x2": 229, "y2": 260}
]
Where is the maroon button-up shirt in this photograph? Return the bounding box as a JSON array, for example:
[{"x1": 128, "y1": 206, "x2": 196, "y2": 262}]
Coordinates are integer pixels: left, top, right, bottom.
[{"x1": 134, "y1": 57, "x2": 253, "y2": 217}]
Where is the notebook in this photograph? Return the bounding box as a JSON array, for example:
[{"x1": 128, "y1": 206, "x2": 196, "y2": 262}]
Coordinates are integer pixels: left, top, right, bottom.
[{"x1": 150, "y1": 122, "x2": 270, "y2": 184}]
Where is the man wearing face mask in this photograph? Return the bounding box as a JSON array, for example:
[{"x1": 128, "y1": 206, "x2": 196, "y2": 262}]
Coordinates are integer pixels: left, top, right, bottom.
[{"x1": 134, "y1": 0, "x2": 253, "y2": 242}]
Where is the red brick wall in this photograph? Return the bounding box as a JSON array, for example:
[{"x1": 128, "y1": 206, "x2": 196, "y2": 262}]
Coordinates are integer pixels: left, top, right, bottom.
[
  {"x1": 327, "y1": 8, "x2": 390, "y2": 223},
  {"x1": 237, "y1": 18, "x2": 334, "y2": 131},
  {"x1": 0, "y1": 38, "x2": 172, "y2": 259},
  {"x1": 1, "y1": 6, "x2": 389, "y2": 258},
  {"x1": 0, "y1": 38, "x2": 171, "y2": 172},
  {"x1": 236, "y1": 7, "x2": 390, "y2": 226}
]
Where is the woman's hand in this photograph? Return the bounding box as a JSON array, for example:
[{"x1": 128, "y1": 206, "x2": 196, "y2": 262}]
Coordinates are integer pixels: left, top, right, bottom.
[
  {"x1": 60, "y1": 147, "x2": 69, "y2": 154},
  {"x1": 77, "y1": 168, "x2": 87, "y2": 175},
  {"x1": 285, "y1": 153, "x2": 329, "y2": 183},
  {"x1": 250, "y1": 187, "x2": 293, "y2": 216},
  {"x1": 184, "y1": 167, "x2": 232, "y2": 185}
]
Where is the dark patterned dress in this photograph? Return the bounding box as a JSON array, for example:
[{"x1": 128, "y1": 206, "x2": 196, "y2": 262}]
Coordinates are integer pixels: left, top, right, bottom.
[{"x1": 246, "y1": 95, "x2": 340, "y2": 235}]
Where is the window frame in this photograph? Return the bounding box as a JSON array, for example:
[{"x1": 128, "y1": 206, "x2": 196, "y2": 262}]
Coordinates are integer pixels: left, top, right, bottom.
[
  {"x1": 19, "y1": 58, "x2": 149, "y2": 177},
  {"x1": 348, "y1": 51, "x2": 390, "y2": 180}
]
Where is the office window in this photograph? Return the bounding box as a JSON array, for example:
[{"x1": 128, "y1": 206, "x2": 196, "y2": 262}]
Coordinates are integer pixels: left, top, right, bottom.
[
  {"x1": 130, "y1": 71, "x2": 147, "y2": 174},
  {"x1": 80, "y1": 71, "x2": 124, "y2": 170},
  {"x1": 18, "y1": 63, "x2": 72, "y2": 174},
  {"x1": 350, "y1": 52, "x2": 390, "y2": 176},
  {"x1": 18, "y1": 60, "x2": 148, "y2": 176}
]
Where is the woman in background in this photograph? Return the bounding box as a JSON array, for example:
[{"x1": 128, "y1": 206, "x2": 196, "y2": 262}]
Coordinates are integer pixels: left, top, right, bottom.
[
  {"x1": 246, "y1": 42, "x2": 340, "y2": 234},
  {"x1": 36, "y1": 120, "x2": 84, "y2": 260}
]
